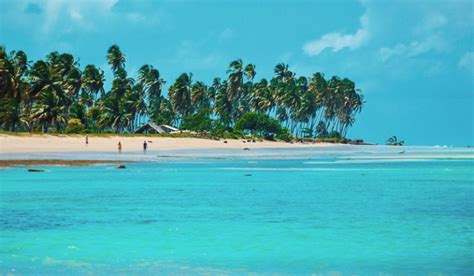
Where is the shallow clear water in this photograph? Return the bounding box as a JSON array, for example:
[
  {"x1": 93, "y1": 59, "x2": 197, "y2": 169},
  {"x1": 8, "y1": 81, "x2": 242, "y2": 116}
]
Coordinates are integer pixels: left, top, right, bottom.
[{"x1": 1, "y1": 147, "x2": 473, "y2": 274}]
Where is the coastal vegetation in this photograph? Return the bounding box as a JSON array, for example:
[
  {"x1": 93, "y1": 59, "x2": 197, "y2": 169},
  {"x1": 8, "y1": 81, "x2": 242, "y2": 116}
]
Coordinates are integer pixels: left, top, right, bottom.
[
  {"x1": 0, "y1": 45, "x2": 364, "y2": 141},
  {"x1": 386, "y1": 136, "x2": 405, "y2": 146}
]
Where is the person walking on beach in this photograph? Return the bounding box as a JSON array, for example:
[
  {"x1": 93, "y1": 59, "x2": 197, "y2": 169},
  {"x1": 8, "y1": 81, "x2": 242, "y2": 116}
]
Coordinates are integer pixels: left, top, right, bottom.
[
  {"x1": 143, "y1": 141, "x2": 148, "y2": 153},
  {"x1": 85, "y1": 135, "x2": 89, "y2": 146},
  {"x1": 118, "y1": 141, "x2": 122, "y2": 153}
]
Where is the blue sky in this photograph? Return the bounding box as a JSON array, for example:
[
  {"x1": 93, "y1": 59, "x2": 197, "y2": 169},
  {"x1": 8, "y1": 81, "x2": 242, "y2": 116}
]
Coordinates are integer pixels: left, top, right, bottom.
[{"x1": 1, "y1": 0, "x2": 473, "y2": 145}]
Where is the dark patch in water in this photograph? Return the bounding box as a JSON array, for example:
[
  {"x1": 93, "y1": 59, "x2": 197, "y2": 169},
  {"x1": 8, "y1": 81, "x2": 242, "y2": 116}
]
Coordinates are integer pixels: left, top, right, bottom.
[
  {"x1": 137, "y1": 219, "x2": 158, "y2": 224},
  {"x1": 0, "y1": 209, "x2": 72, "y2": 230}
]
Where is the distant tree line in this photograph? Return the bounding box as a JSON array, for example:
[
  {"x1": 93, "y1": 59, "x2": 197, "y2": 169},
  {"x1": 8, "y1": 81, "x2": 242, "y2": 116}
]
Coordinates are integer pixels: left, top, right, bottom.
[{"x1": 0, "y1": 45, "x2": 364, "y2": 139}]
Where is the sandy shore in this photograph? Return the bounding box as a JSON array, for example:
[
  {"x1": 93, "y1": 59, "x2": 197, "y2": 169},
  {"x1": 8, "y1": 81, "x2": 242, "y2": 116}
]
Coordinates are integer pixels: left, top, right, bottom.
[{"x1": 0, "y1": 134, "x2": 330, "y2": 154}]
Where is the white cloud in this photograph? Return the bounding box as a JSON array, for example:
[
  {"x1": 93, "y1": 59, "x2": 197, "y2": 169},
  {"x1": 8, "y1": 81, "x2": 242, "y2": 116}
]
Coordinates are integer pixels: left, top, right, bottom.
[
  {"x1": 41, "y1": 0, "x2": 119, "y2": 32},
  {"x1": 218, "y1": 28, "x2": 234, "y2": 42},
  {"x1": 415, "y1": 13, "x2": 447, "y2": 34},
  {"x1": 458, "y1": 51, "x2": 474, "y2": 73},
  {"x1": 13, "y1": 0, "x2": 141, "y2": 33},
  {"x1": 303, "y1": 14, "x2": 369, "y2": 56},
  {"x1": 70, "y1": 9, "x2": 83, "y2": 21},
  {"x1": 174, "y1": 40, "x2": 223, "y2": 70},
  {"x1": 378, "y1": 35, "x2": 448, "y2": 62},
  {"x1": 127, "y1": 12, "x2": 146, "y2": 23}
]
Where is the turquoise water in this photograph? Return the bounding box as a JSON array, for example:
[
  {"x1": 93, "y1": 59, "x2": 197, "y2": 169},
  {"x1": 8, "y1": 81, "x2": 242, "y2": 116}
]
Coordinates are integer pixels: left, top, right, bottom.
[{"x1": 1, "y1": 147, "x2": 473, "y2": 274}]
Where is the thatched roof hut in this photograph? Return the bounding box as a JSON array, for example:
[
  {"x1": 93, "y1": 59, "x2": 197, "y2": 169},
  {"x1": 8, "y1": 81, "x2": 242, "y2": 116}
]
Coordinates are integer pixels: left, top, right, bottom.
[{"x1": 134, "y1": 123, "x2": 180, "y2": 134}]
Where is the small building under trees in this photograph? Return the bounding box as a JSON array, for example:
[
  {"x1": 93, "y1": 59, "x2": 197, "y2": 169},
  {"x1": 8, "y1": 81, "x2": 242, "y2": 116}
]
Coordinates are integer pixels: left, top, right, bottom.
[{"x1": 134, "y1": 123, "x2": 180, "y2": 134}]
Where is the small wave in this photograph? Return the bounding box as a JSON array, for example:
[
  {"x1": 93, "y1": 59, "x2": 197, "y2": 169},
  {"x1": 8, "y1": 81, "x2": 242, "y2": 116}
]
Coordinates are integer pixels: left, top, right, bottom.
[
  {"x1": 218, "y1": 167, "x2": 393, "y2": 171},
  {"x1": 303, "y1": 159, "x2": 432, "y2": 164}
]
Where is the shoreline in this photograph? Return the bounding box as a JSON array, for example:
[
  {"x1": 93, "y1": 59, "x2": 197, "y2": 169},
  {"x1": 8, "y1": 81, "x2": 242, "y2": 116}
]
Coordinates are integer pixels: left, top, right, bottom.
[
  {"x1": 0, "y1": 159, "x2": 128, "y2": 168},
  {"x1": 0, "y1": 134, "x2": 338, "y2": 154},
  {"x1": 1, "y1": 135, "x2": 473, "y2": 167}
]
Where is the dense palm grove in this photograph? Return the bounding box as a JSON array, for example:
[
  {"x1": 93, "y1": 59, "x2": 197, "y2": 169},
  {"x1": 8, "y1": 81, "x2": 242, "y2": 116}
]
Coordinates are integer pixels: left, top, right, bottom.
[{"x1": 0, "y1": 45, "x2": 364, "y2": 139}]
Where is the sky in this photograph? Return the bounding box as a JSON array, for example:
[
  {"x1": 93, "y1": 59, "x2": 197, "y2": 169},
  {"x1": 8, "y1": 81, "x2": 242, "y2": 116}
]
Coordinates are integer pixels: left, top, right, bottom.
[{"x1": 1, "y1": 0, "x2": 473, "y2": 146}]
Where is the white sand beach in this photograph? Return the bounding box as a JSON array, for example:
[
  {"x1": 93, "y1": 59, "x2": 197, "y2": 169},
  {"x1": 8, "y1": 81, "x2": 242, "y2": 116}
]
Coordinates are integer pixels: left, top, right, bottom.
[{"x1": 0, "y1": 134, "x2": 332, "y2": 154}]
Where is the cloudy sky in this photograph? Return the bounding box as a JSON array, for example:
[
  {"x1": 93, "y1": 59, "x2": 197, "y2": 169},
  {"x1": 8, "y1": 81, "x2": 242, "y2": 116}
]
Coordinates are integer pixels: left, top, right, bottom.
[{"x1": 1, "y1": 0, "x2": 473, "y2": 145}]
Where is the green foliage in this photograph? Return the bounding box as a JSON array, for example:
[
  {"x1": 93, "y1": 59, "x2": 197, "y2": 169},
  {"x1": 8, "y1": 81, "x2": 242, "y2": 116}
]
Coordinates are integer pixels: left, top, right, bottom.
[
  {"x1": 66, "y1": 118, "x2": 85, "y2": 133},
  {"x1": 0, "y1": 98, "x2": 24, "y2": 131},
  {"x1": 327, "y1": 131, "x2": 342, "y2": 139},
  {"x1": 316, "y1": 121, "x2": 328, "y2": 138},
  {"x1": 235, "y1": 112, "x2": 282, "y2": 138},
  {"x1": 302, "y1": 128, "x2": 313, "y2": 138},
  {"x1": 180, "y1": 109, "x2": 213, "y2": 132},
  {"x1": 386, "y1": 136, "x2": 404, "y2": 146},
  {"x1": 0, "y1": 45, "x2": 364, "y2": 141},
  {"x1": 276, "y1": 128, "x2": 293, "y2": 142}
]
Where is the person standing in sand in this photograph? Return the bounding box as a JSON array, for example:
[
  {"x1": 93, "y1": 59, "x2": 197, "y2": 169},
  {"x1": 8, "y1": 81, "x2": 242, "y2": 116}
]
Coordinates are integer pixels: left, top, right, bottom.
[
  {"x1": 85, "y1": 135, "x2": 89, "y2": 146},
  {"x1": 118, "y1": 141, "x2": 122, "y2": 153},
  {"x1": 143, "y1": 141, "x2": 148, "y2": 153}
]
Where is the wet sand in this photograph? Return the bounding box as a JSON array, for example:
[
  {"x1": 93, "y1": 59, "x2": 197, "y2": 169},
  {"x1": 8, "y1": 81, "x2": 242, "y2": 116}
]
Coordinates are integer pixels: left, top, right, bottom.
[{"x1": 0, "y1": 159, "x2": 127, "y2": 168}]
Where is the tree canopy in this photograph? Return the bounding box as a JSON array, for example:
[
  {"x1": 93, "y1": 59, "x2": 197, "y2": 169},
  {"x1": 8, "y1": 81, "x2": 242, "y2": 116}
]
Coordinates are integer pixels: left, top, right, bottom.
[
  {"x1": 0, "y1": 45, "x2": 364, "y2": 139},
  {"x1": 235, "y1": 112, "x2": 281, "y2": 138}
]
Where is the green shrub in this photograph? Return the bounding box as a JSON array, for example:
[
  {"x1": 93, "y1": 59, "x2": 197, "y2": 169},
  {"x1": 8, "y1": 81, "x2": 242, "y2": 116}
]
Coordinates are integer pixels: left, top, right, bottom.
[
  {"x1": 235, "y1": 112, "x2": 282, "y2": 137},
  {"x1": 316, "y1": 121, "x2": 328, "y2": 138},
  {"x1": 327, "y1": 131, "x2": 342, "y2": 139},
  {"x1": 276, "y1": 128, "x2": 293, "y2": 142},
  {"x1": 180, "y1": 109, "x2": 213, "y2": 132},
  {"x1": 66, "y1": 118, "x2": 85, "y2": 133}
]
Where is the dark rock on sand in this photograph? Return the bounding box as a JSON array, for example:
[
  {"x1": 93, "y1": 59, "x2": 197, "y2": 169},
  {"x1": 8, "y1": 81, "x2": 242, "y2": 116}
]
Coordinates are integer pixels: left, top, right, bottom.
[{"x1": 27, "y1": 169, "x2": 45, "y2": 172}]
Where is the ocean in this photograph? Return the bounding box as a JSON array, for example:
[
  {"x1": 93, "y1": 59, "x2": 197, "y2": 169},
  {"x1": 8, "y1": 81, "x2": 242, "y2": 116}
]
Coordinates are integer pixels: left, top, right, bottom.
[{"x1": 1, "y1": 146, "x2": 473, "y2": 275}]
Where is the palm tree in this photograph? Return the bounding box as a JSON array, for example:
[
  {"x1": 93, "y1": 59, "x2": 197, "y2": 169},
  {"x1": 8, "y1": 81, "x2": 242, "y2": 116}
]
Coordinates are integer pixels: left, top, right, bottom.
[
  {"x1": 138, "y1": 65, "x2": 165, "y2": 99},
  {"x1": 0, "y1": 47, "x2": 17, "y2": 99},
  {"x1": 274, "y1": 63, "x2": 293, "y2": 83},
  {"x1": 168, "y1": 73, "x2": 192, "y2": 122},
  {"x1": 249, "y1": 78, "x2": 268, "y2": 112},
  {"x1": 28, "y1": 60, "x2": 68, "y2": 105},
  {"x1": 386, "y1": 136, "x2": 404, "y2": 146},
  {"x1": 31, "y1": 88, "x2": 67, "y2": 132},
  {"x1": 0, "y1": 98, "x2": 28, "y2": 131},
  {"x1": 138, "y1": 64, "x2": 165, "y2": 123},
  {"x1": 191, "y1": 81, "x2": 210, "y2": 113},
  {"x1": 63, "y1": 66, "x2": 82, "y2": 99},
  {"x1": 1, "y1": 45, "x2": 365, "y2": 137},
  {"x1": 226, "y1": 59, "x2": 256, "y2": 122},
  {"x1": 214, "y1": 80, "x2": 232, "y2": 126},
  {"x1": 226, "y1": 59, "x2": 244, "y2": 100},
  {"x1": 98, "y1": 94, "x2": 130, "y2": 133},
  {"x1": 122, "y1": 82, "x2": 147, "y2": 132},
  {"x1": 244, "y1": 64, "x2": 256, "y2": 81},
  {"x1": 240, "y1": 63, "x2": 257, "y2": 115},
  {"x1": 48, "y1": 53, "x2": 79, "y2": 80},
  {"x1": 110, "y1": 68, "x2": 133, "y2": 100},
  {"x1": 82, "y1": 65, "x2": 105, "y2": 102},
  {"x1": 107, "y1": 45, "x2": 126, "y2": 74},
  {"x1": 208, "y1": 77, "x2": 221, "y2": 109}
]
